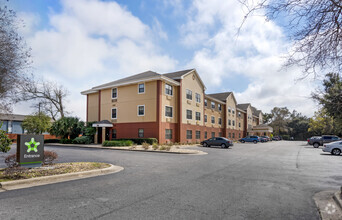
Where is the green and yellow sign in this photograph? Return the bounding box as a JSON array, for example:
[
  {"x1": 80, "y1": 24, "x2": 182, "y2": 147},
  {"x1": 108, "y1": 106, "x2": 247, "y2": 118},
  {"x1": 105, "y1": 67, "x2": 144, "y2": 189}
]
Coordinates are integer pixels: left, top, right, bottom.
[{"x1": 17, "y1": 135, "x2": 44, "y2": 167}]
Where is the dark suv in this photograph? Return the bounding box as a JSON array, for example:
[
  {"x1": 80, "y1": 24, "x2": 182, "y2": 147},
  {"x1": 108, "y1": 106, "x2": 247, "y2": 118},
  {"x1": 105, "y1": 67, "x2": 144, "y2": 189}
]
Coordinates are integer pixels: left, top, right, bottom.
[
  {"x1": 308, "y1": 135, "x2": 341, "y2": 148},
  {"x1": 201, "y1": 137, "x2": 233, "y2": 148}
]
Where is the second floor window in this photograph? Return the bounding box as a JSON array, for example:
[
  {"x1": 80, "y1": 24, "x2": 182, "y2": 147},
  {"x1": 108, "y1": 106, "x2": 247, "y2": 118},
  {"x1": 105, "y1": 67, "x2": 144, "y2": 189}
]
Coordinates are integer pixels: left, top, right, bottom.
[
  {"x1": 165, "y1": 84, "x2": 173, "y2": 96},
  {"x1": 196, "y1": 93, "x2": 201, "y2": 103},
  {"x1": 111, "y1": 108, "x2": 117, "y2": 119},
  {"x1": 138, "y1": 83, "x2": 145, "y2": 93},
  {"x1": 112, "y1": 88, "x2": 117, "y2": 99},
  {"x1": 228, "y1": 119, "x2": 231, "y2": 126},
  {"x1": 219, "y1": 118, "x2": 222, "y2": 125},
  {"x1": 138, "y1": 105, "x2": 145, "y2": 116},
  {"x1": 196, "y1": 112, "x2": 201, "y2": 121},
  {"x1": 204, "y1": 115, "x2": 207, "y2": 123},
  {"x1": 186, "y1": 110, "x2": 192, "y2": 119},
  {"x1": 211, "y1": 116, "x2": 215, "y2": 124},
  {"x1": 165, "y1": 106, "x2": 173, "y2": 117},
  {"x1": 232, "y1": 120, "x2": 235, "y2": 126},
  {"x1": 218, "y1": 104, "x2": 221, "y2": 111},
  {"x1": 232, "y1": 109, "x2": 235, "y2": 114},
  {"x1": 186, "y1": 89, "x2": 192, "y2": 100},
  {"x1": 211, "y1": 102, "x2": 215, "y2": 109},
  {"x1": 204, "y1": 99, "x2": 207, "y2": 106}
]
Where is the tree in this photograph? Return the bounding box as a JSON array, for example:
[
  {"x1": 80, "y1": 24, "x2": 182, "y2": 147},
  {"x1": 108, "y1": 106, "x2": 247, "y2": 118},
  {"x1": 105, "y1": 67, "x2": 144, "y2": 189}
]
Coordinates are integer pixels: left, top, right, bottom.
[
  {"x1": 287, "y1": 110, "x2": 310, "y2": 140},
  {"x1": 49, "y1": 117, "x2": 84, "y2": 139},
  {"x1": 268, "y1": 107, "x2": 291, "y2": 135},
  {"x1": 0, "y1": 122, "x2": 11, "y2": 153},
  {"x1": 239, "y1": 0, "x2": 342, "y2": 76},
  {"x1": 22, "y1": 112, "x2": 51, "y2": 134},
  {"x1": 0, "y1": 1, "x2": 31, "y2": 112},
  {"x1": 263, "y1": 113, "x2": 272, "y2": 124},
  {"x1": 308, "y1": 109, "x2": 335, "y2": 135},
  {"x1": 18, "y1": 80, "x2": 69, "y2": 120}
]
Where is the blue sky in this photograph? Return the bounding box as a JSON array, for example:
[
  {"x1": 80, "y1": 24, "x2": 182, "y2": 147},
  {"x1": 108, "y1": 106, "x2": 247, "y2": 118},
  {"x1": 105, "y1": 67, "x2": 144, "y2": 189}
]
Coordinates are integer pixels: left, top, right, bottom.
[{"x1": 9, "y1": 0, "x2": 319, "y2": 120}]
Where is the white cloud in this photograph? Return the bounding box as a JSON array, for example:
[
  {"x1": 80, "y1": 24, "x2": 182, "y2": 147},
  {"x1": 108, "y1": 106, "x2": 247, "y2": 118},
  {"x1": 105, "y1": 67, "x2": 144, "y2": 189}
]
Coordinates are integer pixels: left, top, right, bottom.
[{"x1": 182, "y1": 0, "x2": 317, "y2": 116}]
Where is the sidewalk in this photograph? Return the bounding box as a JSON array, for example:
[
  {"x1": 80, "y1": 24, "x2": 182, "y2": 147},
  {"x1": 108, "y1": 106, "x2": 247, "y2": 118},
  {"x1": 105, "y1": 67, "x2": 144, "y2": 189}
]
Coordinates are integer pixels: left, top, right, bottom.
[{"x1": 314, "y1": 188, "x2": 342, "y2": 220}]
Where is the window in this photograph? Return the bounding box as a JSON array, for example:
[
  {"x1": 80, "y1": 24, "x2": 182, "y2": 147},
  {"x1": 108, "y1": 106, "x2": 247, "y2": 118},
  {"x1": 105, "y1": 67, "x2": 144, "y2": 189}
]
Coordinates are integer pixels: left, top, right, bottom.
[
  {"x1": 187, "y1": 130, "x2": 192, "y2": 139},
  {"x1": 204, "y1": 99, "x2": 208, "y2": 106},
  {"x1": 165, "y1": 106, "x2": 173, "y2": 117},
  {"x1": 228, "y1": 119, "x2": 231, "y2": 126},
  {"x1": 165, "y1": 84, "x2": 173, "y2": 96},
  {"x1": 218, "y1": 104, "x2": 221, "y2": 111},
  {"x1": 112, "y1": 88, "x2": 117, "y2": 99},
  {"x1": 186, "y1": 89, "x2": 192, "y2": 100},
  {"x1": 232, "y1": 120, "x2": 235, "y2": 126},
  {"x1": 239, "y1": 133, "x2": 241, "y2": 138},
  {"x1": 138, "y1": 83, "x2": 145, "y2": 94},
  {"x1": 238, "y1": 112, "x2": 241, "y2": 117},
  {"x1": 239, "y1": 122, "x2": 241, "y2": 128},
  {"x1": 218, "y1": 118, "x2": 222, "y2": 125},
  {"x1": 111, "y1": 108, "x2": 117, "y2": 119},
  {"x1": 196, "y1": 93, "x2": 201, "y2": 103},
  {"x1": 205, "y1": 131, "x2": 207, "y2": 139},
  {"x1": 204, "y1": 115, "x2": 207, "y2": 123},
  {"x1": 138, "y1": 105, "x2": 145, "y2": 116},
  {"x1": 232, "y1": 133, "x2": 235, "y2": 138},
  {"x1": 196, "y1": 112, "x2": 201, "y2": 121},
  {"x1": 112, "y1": 129, "x2": 117, "y2": 139},
  {"x1": 211, "y1": 116, "x2": 215, "y2": 124},
  {"x1": 219, "y1": 132, "x2": 222, "y2": 137},
  {"x1": 232, "y1": 109, "x2": 235, "y2": 114},
  {"x1": 196, "y1": 131, "x2": 200, "y2": 139},
  {"x1": 165, "y1": 129, "x2": 172, "y2": 139},
  {"x1": 229, "y1": 133, "x2": 231, "y2": 138},
  {"x1": 186, "y1": 110, "x2": 192, "y2": 119},
  {"x1": 138, "y1": 129, "x2": 144, "y2": 138},
  {"x1": 211, "y1": 132, "x2": 215, "y2": 138},
  {"x1": 228, "y1": 107, "x2": 231, "y2": 113},
  {"x1": 211, "y1": 102, "x2": 215, "y2": 109}
]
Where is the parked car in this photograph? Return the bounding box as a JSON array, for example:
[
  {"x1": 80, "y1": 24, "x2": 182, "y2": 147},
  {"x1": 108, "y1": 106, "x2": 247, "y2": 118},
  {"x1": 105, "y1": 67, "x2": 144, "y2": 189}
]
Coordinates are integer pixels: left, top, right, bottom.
[
  {"x1": 201, "y1": 137, "x2": 233, "y2": 148},
  {"x1": 308, "y1": 135, "x2": 341, "y2": 148},
  {"x1": 272, "y1": 136, "x2": 281, "y2": 141},
  {"x1": 260, "y1": 136, "x2": 270, "y2": 142},
  {"x1": 322, "y1": 141, "x2": 342, "y2": 155},
  {"x1": 239, "y1": 136, "x2": 260, "y2": 144}
]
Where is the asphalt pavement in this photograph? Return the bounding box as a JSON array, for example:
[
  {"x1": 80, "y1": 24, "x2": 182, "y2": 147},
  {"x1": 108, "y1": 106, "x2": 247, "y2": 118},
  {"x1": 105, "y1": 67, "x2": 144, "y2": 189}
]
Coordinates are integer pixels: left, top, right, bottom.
[{"x1": 0, "y1": 141, "x2": 341, "y2": 219}]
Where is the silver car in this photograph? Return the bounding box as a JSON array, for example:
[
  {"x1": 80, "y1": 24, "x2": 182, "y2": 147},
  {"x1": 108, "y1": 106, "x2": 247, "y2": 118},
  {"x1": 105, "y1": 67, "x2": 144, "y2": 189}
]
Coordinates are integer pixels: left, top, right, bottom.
[{"x1": 322, "y1": 141, "x2": 342, "y2": 155}]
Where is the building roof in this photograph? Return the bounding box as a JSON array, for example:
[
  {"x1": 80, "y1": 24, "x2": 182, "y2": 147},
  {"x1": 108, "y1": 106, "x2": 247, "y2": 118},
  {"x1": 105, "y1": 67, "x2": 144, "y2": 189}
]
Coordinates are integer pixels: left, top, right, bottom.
[
  {"x1": 205, "y1": 94, "x2": 226, "y2": 104},
  {"x1": 0, "y1": 114, "x2": 27, "y2": 121},
  {"x1": 236, "y1": 103, "x2": 251, "y2": 111},
  {"x1": 207, "y1": 92, "x2": 232, "y2": 102},
  {"x1": 162, "y1": 69, "x2": 195, "y2": 79}
]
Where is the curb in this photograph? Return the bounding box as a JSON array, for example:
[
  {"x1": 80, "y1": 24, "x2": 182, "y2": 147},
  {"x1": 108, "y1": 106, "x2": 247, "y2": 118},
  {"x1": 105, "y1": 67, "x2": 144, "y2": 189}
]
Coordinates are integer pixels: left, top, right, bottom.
[
  {"x1": 333, "y1": 191, "x2": 342, "y2": 210},
  {"x1": 46, "y1": 143, "x2": 207, "y2": 155},
  {"x1": 0, "y1": 164, "x2": 124, "y2": 191}
]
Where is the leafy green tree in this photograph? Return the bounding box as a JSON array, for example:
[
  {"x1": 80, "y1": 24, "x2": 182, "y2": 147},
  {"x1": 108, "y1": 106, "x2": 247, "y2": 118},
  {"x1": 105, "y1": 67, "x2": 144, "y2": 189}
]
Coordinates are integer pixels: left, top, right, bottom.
[
  {"x1": 269, "y1": 107, "x2": 291, "y2": 135},
  {"x1": 308, "y1": 109, "x2": 335, "y2": 135},
  {"x1": 49, "y1": 117, "x2": 84, "y2": 139},
  {"x1": 0, "y1": 122, "x2": 11, "y2": 152},
  {"x1": 22, "y1": 112, "x2": 51, "y2": 134},
  {"x1": 263, "y1": 113, "x2": 272, "y2": 124},
  {"x1": 288, "y1": 110, "x2": 310, "y2": 140}
]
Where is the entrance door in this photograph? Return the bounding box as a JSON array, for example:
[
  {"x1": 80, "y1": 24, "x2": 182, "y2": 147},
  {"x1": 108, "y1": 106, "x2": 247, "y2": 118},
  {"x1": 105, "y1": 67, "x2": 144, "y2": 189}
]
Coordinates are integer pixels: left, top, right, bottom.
[
  {"x1": 98, "y1": 127, "x2": 102, "y2": 144},
  {"x1": 105, "y1": 128, "x2": 110, "y2": 141}
]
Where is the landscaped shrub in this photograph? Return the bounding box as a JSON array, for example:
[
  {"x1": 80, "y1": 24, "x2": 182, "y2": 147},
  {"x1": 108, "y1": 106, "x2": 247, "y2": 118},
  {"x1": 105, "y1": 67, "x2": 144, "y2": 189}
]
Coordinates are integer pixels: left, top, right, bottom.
[
  {"x1": 159, "y1": 145, "x2": 166, "y2": 151},
  {"x1": 44, "y1": 139, "x2": 60, "y2": 143},
  {"x1": 152, "y1": 143, "x2": 159, "y2": 150},
  {"x1": 282, "y1": 135, "x2": 290, "y2": 140},
  {"x1": 116, "y1": 138, "x2": 158, "y2": 145},
  {"x1": 142, "y1": 142, "x2": 149, "y2": 150},
  {"x1": 43, "y1": 151, "x2": 58, "y2": 165},
  {"x1": 164, "y1": 146, "x2": 171, "y2": 151},
  {"x1": 60, "y1": 138, "x2": 73, "y2": 144},
  {"x1": 102, "y1": 140, "x2": 133, "y2": 147},
  {"x1": 5, "y1": 154, "x2": 18, "y2": 168},
  {"x1": 72, "y1": 136, "x2": 92, "y2": 144}
]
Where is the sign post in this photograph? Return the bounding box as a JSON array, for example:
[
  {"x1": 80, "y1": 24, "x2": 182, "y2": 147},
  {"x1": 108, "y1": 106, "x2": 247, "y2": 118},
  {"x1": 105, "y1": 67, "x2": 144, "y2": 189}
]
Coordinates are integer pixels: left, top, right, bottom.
[{"x1": 17, "y1": 135, "x2": 44, "y2": 167}]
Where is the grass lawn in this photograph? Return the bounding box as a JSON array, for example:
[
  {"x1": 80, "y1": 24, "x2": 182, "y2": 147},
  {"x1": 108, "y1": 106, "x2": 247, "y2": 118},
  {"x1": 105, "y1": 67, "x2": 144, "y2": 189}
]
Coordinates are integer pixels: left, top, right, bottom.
[{"x1": 0, "y1": 162, "x2": 111, "y2": 182}]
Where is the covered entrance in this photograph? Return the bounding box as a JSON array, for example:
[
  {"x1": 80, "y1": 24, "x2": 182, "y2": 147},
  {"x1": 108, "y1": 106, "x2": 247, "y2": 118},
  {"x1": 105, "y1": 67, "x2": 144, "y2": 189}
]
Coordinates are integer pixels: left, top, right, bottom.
[
  {"x1": 92, "y1": 120, "x2": 113, "y2": 144},
  {"x1": 247, "y1": 124, "x2": 273, "y2": 137}
]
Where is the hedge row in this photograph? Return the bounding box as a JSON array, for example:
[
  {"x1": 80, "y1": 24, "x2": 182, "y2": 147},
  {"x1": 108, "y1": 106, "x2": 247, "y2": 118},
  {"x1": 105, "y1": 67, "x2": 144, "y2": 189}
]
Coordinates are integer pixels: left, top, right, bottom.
[
  {"x1": 102, "y1": 140, "x2": 133, "y2": 147},
  {"x1": 116, "y1": 138, "x2": 158, "y2": 145},
  {"x1": 45, "y1": 137, "x2": 92, "y2": 144}
]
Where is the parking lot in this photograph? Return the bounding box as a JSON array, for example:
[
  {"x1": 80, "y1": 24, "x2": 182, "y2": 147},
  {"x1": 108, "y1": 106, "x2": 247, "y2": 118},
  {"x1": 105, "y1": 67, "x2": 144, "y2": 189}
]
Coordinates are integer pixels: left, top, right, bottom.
[{"x1": 0, "y1": 141, "x2": 341, "y2": 219}]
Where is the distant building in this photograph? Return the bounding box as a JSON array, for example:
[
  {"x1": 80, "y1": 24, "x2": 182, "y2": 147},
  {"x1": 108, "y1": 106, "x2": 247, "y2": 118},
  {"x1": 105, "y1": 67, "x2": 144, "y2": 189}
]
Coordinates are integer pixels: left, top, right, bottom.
[{"x1": 0, "y1": 114, "x2": 26, "y2": 136}]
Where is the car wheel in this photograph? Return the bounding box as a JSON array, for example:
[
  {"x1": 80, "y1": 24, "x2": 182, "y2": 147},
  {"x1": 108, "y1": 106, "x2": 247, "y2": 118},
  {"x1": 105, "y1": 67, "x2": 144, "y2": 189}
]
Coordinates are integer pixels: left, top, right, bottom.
[
  {"x1": 221, "y1": 144, "x2": 226, "y2": 148},
  {"x1": 253, "y1": 140, "x2": 257, "y2": 144},
  {"x1": 331, "y1": 148, "x2": 341, "y2": 155},
  {"x1": 241, "y1": 140, "x2": 245, "y2": 143},
  {"x1": 313, "y1": 143, "x2": 319, "y2": 148},
  {"x1": 203, "y1": 143, "x2": 208, "y2": 147}
]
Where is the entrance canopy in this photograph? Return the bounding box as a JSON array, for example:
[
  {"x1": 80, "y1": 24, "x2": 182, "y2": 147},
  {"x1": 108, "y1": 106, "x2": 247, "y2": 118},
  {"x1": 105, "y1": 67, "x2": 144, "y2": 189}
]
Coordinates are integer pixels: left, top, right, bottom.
[{"x1": 92, "y1": 120, "x2": 113, "y2": 128}]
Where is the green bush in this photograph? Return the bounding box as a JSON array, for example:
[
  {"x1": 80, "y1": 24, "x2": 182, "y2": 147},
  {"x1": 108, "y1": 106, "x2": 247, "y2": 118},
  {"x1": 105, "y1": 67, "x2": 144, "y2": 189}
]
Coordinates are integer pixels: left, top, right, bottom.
[
  {"x1": 72, "y1": 136, "x2": 92, "y2": 144},
  {"x1": 44, "y1": 139, "x2": 60, "y2": 143},
  {"x1": 60, "y1": 138, "x2": 73, "y2": 144},
  {"x1": 282, "y1": 135, "x2": 290, "y2": 140},
  {"x1": 102, "y1": 140, "x2": 133, "y2": 147},
  {"x1": 116, "y1": 138, "x2": 158, "y2": 145}
]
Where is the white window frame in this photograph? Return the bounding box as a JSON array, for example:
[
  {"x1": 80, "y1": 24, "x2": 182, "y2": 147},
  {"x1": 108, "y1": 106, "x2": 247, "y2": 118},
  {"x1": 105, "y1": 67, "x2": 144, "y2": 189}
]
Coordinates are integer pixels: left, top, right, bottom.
[
  {"x1": 186, "y1": 109, "x2": 192, "y2": 120},
  {"x1": 211, "y1": 102, "x2": 215, "y2": 109},
  {"x1": 211, "y1": 116, "x2": 215, "y2": 124},
  {"x1": 196, "y1": 130, "x2": 201, "y2": 139},
  {"x1": 232, "y1": 108, "x2": 235, "y2": 114},
  {"x1": 111, "y1": 107, "x2": 117, "y2": 119},
  {"x1": 219, "y1": 117, "x2": 222, "y2": 125},
  {"x1": 138, "y1": 83, "x2": 145, "y2": 94},
  {"x1": 196, "y1": 112, "x2": 201, "y2": 121},
  {"x1": 165, "y1": 105, "x2": 173, "y2": 118},
  {"x1": 196, "y1": 93, "x2": 201, "y2": 103},
  {"x1": 112, "y1": 88, "x2": 118, "y2": 99},
  {"x1": 165, "y1": 129, "x2": 172, "y2": 139},
  {"x1": 228, "y1": 107, "x2": 231, "y2": 113},
  {"x1": 137, "y1": 105, "x2": 145, "y2": 116},
  {"x1": 204, "y1": 99, "x2": 207, "y2": 106},
  {"x1": 186, "y1": 89, "x2": 192, "y2": 100},
  {"x1": 165, "y1": 84, "x2": 173, "y2": 96},
  {"x1": 138, "y1": 128, "x2": 144, "y2": 138},
  {"x1": 204, "y1": 115, "x2": 207, "y2": 123},
  {"x1": 218, "y1": 104, "x2": 221, "y2": 111}
]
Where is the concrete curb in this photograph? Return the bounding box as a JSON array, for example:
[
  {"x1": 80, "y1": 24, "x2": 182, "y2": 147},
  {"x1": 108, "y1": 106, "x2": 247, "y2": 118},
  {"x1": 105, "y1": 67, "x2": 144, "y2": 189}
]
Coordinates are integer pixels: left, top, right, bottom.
[
  {"x1": 0, "y1": 164, "x2": 124, "y2": 191},
  {"x1": 333, "y1": 191, "x2": 342, "y2": 210},
  {"x1": 46, "y1": 143, "x2": 207, "y2": 155},
  {"x1": 313, "y1": 190, "x2": 342, "y2": 220}
]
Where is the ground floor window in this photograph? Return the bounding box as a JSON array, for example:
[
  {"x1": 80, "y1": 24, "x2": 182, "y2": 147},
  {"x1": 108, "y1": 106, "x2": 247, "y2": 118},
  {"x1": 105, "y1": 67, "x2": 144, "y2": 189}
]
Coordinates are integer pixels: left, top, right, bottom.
[
  {"x1": 232, "y1": 133, "x2": 235, "y2": 138},
  {"x1": 112, "y1": 129, "x2": 117, "y2": 139},
  {"x1": 196, "y1": 131, "x2": 200, "y2": 139},
  {"x1": 219, "y1": 132, "x2": 222, "y2": 137},
  {"x1": 211, "y1": 132, "x2": 215, "y2": 138},
  {"x1": 205, "y1": 131, "x2": 207, "y2": 139},
  {"x1": 229, "y1": 133, "x2": 231, "y2": 138},
  {"x1": 187, "y1": 130, "x2": 192, "y2": 139},
  {"x1": 138, "y1": 128, "x2": 144, "y2": 138},
  {"x1": 239, "y1": 133, "x2": 241, "y2": 138},
  {"x1": 165, "y1": 129, "x2": 172, "y2": 139}
]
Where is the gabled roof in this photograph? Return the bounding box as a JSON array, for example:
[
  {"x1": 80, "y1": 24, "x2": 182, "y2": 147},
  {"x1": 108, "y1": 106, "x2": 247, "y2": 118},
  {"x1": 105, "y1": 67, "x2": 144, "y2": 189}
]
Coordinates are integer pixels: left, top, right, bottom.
[
  {"x1": 163, "y1": 69, "x2": 195, "y2": 79},
  {"x1": 236, "y1": 103, "x2": 251, "y2": 111},
  {"x1": 251, "y1": 106, "x2": 263, "y2": 117},
  {"x1": 207, "y1": 92, "x2": 232, "y2": 102},
  {"x1": 205, "y1": 94, "x2": 226, "y2": 104}
]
